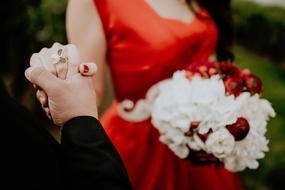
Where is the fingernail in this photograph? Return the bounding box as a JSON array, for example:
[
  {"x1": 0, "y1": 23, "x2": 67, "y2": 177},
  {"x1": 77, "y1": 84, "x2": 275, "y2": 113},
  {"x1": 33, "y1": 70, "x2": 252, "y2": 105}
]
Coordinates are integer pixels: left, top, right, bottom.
[
  {"x1": 39, "y1": 96, "x2": 46, "y2": 103},
  {"x1": 24, "y1": 67, "x2": 32, "y2": 80},
  {"x1": 83, "y1": 65, "x2": 89, "y2": 73}
]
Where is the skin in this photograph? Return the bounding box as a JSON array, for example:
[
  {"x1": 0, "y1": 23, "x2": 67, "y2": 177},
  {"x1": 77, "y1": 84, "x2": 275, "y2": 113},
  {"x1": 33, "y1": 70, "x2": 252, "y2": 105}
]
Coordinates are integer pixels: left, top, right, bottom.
[
  {"x1": 66, "y1": 0, "x2": 107, "y2": 106},
  {"x1": 25, "y1": 65, "x2": 98, "y2": 127},
  {"x1": 32, "y1": 0, "x2": 200, "y2": 140},
  {"x1": 65, "y1": 0, "x2": 199, "y2": 106},
  {"x1": 35, "y1": 62, "x2": 98, "y2": 119}
]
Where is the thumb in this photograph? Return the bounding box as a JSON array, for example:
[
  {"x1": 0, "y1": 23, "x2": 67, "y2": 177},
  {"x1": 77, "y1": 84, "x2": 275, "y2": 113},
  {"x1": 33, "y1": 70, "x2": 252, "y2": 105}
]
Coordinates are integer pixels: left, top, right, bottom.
[{"x1": 25, "y1": 66, "x2": 61, "y2": 93}]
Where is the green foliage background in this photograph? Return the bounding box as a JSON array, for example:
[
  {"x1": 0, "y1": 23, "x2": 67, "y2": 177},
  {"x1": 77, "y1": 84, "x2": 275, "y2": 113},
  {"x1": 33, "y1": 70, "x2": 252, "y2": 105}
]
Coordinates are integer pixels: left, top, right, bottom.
[
  {"x1": 233, "y1": 0, "x2": 285, "y2": 63},
  {"x1": 28, "y1": 0, "x2": 67, "y2": 48}
]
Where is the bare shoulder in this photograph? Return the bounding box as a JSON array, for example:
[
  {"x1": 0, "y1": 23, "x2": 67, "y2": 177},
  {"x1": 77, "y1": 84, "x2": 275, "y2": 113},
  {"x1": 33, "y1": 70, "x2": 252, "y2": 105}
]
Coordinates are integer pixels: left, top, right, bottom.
[
  {"x1": 67, "y1": 0, "x2": 96, "y2": 12},
  {"x1": 66, "y1": 0, "x2": 101, "y2": 25},
  {"x1": 65, "y1": 0, "x2": 107, "y2": 106},
  {"x1": 66, "y1": 0, "x2": 105, "y2": 44}
]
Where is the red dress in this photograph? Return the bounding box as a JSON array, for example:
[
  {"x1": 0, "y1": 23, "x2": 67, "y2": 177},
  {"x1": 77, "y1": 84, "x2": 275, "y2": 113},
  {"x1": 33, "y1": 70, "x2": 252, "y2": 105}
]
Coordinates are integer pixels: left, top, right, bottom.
[{"x1": 93, "y1": 0, "x2": 244, "y2": 189}]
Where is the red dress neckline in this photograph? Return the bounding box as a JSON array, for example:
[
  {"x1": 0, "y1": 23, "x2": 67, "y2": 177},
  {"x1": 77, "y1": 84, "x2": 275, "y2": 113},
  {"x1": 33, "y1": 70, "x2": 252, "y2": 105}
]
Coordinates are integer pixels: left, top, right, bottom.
[{"x1": 142, "y1": 0, "x2": 201, "y2": 26}]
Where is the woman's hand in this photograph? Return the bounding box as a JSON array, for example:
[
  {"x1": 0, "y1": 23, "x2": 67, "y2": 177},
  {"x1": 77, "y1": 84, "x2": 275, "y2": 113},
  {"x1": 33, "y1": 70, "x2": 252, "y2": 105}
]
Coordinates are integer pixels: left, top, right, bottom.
[{"x1": 29, "y1": 43, "x2": 98, "y2": 121}]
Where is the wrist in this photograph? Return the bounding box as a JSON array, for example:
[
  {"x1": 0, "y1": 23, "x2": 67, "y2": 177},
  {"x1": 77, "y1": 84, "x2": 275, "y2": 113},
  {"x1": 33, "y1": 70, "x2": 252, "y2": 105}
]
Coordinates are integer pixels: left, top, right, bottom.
[{"x1": 65, "y1": 111, "x2": 98, "y2": 125}]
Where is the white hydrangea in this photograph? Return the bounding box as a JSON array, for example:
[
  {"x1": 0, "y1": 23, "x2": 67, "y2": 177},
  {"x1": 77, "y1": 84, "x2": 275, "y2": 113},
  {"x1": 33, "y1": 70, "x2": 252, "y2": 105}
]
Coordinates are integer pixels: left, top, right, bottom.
[
  {"x1": 150, "y1": 70, "x2": 276, "y2": 172},
  {"x1": 222, "y1": 92, "x2": 275, "y2": 172},
  {"x1": 206, "y1": 128, "x2": 235, "y2": 159}
]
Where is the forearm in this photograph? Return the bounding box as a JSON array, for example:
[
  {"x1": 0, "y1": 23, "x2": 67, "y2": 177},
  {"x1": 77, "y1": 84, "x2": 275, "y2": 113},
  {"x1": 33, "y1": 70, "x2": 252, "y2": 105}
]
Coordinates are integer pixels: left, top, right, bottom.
[{"x1": 60, "y1": 116, "x2": 132, "y2": 189}]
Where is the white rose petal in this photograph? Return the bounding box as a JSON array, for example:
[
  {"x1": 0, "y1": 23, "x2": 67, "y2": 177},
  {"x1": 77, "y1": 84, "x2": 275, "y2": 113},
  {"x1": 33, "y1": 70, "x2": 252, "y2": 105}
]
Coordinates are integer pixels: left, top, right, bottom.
[{"x1": 206, "y1": 128, "x2": 235, "y2": 158}]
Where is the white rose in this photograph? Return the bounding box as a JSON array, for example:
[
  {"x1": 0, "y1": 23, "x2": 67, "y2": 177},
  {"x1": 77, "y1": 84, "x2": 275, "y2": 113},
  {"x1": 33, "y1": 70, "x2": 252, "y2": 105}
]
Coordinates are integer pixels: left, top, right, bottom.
[
  {"x1": 188, "y1": 75, "x2": 225, "y2": 105},
  {"x1": 187, "y1": 133, "x2": 206, "y2": 151},
  {"x1": 169, "y1": 144, "x2": 189, "y2": 159},
  {"x1": 156, "y1": 123, "x2": 189, "y2": 159},
  {"x1": 205, "y1": 128, "x2": 235, "y2": 158}
]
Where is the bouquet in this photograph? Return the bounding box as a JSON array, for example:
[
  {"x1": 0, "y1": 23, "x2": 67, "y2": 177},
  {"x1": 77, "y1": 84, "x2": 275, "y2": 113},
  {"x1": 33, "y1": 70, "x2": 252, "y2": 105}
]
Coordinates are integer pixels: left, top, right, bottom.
[
  {"x1": 118, "y1": 60, "x2": 276, "y2": 172},
  {"x1": 151, "y1": 61, "x2": 276, "y2": 172}
]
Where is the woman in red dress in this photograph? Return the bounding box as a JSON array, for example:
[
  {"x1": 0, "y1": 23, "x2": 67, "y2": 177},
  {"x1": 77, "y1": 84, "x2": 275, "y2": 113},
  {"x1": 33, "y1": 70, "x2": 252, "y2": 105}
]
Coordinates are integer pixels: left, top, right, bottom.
[{"x1": 66, "y1": 0, "x2": 244, "y2": 189}]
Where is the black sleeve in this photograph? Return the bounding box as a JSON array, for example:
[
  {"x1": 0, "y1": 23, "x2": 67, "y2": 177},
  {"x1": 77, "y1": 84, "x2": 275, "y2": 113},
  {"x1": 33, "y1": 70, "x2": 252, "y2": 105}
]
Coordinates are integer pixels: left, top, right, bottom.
[
  {"x1": 60, "y1": 116, "x2": 132, "y2": 190},
  {"x1": 0, "y1": 96, "x2": 63, "y2": 190}
]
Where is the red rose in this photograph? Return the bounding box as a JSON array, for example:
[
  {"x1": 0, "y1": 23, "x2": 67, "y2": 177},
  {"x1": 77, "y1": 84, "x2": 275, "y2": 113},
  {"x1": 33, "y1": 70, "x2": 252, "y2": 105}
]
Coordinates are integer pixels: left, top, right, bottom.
[
  {"x1": 185, "y1": 71, "x2": 194, "y2": 79},
  {"x1": 208, "y1": 67, "x2": 218, "y2": 76},
  {"x1": 187, "y1": 150, "x2": 220, "y2": 165},
  {"x1": 198, "y1": 128, "x2": 213, "y2": 142},
  {"x1": 219, "y1": 63, "x2": 241, "y2": 78},
  {"x1": 192, "y1": 72, "x2": 202, "y2": 78},
  {"x1": 191, "y1": 121, "x2": 200, "y2": 129},
  {"x1": 244, "y1": 74, "x2": 263, "y2": 94},
  {"x1": 185, "y1": 121, "x2": 200, "y2": 137},
  {"x1": 226, "y1": 117, "x2": 250, "y2": 141},
  {"x1": 224, "y1": 77, "x2": 244, "y2": 96},
  {"x1": 199, "y1": 65, "x2": 208, "y2": 73},
  {"x1": 187, "y1": 60, "x2": 216, "y2": 73},
  {"x1": 241, "y1": 68, "x2": 251, "y2": 77},
  {"x1": 185, "y1": 130, "x2": 193, "y2": 137}
]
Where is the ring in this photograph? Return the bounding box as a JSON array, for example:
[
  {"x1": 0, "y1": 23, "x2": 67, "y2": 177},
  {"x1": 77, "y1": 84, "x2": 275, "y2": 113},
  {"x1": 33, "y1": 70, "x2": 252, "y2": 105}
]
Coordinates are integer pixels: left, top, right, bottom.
[{"x1": 51, "y1": 48, "x2": 69, "y2": 79}]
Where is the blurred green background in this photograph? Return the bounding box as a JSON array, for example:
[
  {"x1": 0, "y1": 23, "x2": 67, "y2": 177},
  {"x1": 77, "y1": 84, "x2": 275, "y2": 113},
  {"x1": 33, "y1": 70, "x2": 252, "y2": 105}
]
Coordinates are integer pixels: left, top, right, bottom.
[{"x1": 1, "y1": 0, "x2": 285, "y2": 189}]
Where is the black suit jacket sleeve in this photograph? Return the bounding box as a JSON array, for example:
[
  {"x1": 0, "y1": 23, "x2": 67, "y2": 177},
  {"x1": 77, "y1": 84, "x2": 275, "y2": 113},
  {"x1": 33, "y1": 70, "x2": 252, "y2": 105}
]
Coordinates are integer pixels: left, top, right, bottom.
[
  {"x1": 60, "y1": 116, "x2": 132, "y2": 190},
  {"x1": 0, "y1": 95, "x2": 63, "y2": 190}
]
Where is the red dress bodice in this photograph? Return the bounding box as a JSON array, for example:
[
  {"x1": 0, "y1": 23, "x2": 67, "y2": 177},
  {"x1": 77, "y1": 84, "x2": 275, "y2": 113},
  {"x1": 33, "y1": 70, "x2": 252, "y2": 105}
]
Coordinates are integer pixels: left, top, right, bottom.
[
  {"x1": 93, "y1": 1, "x2": 244, "y2": 189},
  {"x1": 95, "y1": 0, "x2": 218, "y2": 101}
]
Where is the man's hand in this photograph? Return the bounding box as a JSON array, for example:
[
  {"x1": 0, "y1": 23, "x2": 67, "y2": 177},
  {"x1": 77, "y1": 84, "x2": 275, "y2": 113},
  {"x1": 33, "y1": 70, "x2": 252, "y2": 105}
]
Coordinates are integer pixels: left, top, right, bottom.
[
  {"x1": 25, "y1": 63, "x2": 98, "y2": 127},
  {"x1": 35, "y1": 62, "x2": 98, "y2": 114}
]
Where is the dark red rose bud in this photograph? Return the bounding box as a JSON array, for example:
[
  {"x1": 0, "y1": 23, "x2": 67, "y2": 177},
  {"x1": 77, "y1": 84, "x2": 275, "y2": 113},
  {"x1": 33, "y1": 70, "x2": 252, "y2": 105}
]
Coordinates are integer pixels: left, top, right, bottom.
[
  {"x1": 191, "y1": 121, "x2": 200, "y2": 129},
  {"x1": 185, "y1": 121, "x2": 200, "y2": 137},
  {"x1": 185, "y1": 130, "x2": 193, "y2": 137},
  {"x1": 187, "y1": 150, "x2": 220, "y2": 165},
  {"x1": 199, "y1": 65, "x2": 208, "y2": 73},
  {"x1": 244, "y1": 74, "x2": 263, "y2": 94},
  {"x1": 187, "y1": 60, "x2": 215, "y2": 74},
  {"x1": 241, "y1": 68, "x2": 251, "y2": 77},
  {"x1": 193, "y1": 72, "x2": 202, "y2": 77},
  {"x1": 199, "y1": 66, "x2": 210, "y2": 78},
  {"x1": 208, "y1": 68, "x2": 218, "y2": 76},
  {"x1": 219, "y1": 63, "x2": 241, "y2": 78},
  {"x1": 185, "y1": 71, "x2": 194, "y2": 79},
  {"x1": 198, "y1": 128, "x2": 213, "y2": 142},
  {"x1": 224, "y1": 77, "x2": 244, "y2": 97},
  {"x1": 226, "y1": 117, "x2": 250, "y2": 141}
]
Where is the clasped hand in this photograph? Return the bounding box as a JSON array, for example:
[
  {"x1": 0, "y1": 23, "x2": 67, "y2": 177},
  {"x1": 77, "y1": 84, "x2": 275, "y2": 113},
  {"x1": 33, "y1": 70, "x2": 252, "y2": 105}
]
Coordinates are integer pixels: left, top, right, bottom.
[{"x1": 25, "y1": 43, "x2": 98, "y2": 127}]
